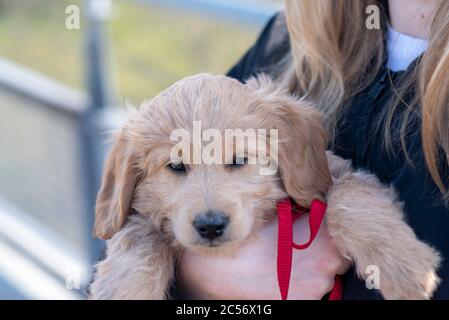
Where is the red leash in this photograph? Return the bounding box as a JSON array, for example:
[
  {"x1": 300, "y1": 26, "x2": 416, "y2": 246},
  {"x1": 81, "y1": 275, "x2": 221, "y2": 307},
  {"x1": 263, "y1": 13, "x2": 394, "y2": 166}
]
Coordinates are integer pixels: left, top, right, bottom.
[{"x1": 276, "y1": 198, "x2": 343, "y2": 300}]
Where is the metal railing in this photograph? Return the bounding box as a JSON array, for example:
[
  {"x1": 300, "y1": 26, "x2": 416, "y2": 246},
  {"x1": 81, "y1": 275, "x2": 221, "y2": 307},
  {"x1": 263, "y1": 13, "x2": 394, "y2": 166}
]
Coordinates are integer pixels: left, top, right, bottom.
[
  {"x1": 0, "y1": 0, "x2": 115, "y2": 299},
  {"x1": 139, "y1": 0, "x2": 280, "y2": 26},
  {"x1": 0, "y1": 58, "x2": 99, "y2": 299}
]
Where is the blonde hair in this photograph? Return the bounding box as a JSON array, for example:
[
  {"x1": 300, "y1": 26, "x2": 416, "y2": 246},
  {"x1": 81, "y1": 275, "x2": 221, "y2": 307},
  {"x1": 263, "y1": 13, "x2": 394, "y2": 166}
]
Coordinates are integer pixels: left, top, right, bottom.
[{"x1": 281, "y1": 0, "x2": 449, "y2": 196}]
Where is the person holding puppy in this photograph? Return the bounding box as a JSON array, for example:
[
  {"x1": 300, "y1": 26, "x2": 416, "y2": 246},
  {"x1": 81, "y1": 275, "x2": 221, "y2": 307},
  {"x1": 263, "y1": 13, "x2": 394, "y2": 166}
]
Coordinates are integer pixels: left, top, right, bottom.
[{"x1": 179, "y1": 0, "x2": 449, "y2": 299}]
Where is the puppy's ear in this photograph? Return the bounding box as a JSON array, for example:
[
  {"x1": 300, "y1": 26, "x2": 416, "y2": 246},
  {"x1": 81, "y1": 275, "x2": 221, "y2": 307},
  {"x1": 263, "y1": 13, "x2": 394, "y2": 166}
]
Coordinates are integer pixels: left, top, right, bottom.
[
  {"x1": 248, "y1": 75, "x2": 332, "y2": 207},
  {"x1": 94, "y1": 131, "x2": 140, "y2": 240},
  {"x1": 275, "y1": 102, "x2": 332, "y2": 207}
]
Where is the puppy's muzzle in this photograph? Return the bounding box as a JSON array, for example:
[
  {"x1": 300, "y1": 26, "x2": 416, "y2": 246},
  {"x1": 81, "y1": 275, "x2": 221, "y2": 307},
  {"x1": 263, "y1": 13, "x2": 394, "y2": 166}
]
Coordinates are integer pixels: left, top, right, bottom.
[{"x1": 193, "y1": 211, "x2": 229, "y2": 241}]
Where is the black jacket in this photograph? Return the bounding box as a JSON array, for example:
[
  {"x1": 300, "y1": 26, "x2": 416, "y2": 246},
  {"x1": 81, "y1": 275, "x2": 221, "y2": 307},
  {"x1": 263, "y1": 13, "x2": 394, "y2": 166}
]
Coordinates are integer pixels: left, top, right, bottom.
[{"x1": 228, "y1": 13, "x2": 449, "y2": 299}]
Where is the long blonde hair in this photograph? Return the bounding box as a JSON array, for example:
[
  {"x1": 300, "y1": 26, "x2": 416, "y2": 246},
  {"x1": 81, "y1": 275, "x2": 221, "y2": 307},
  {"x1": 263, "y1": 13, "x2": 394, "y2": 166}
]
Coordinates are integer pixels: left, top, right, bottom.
[{"x1": 281, "y1": 0, "x2": 449, "y2": 196}]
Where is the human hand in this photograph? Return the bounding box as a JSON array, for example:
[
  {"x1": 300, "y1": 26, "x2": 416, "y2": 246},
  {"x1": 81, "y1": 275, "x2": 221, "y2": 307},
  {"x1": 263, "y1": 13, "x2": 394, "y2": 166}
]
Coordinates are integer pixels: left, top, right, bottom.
[{"x1": 177, "y1": 214, "x2": 351, "y2": 300}]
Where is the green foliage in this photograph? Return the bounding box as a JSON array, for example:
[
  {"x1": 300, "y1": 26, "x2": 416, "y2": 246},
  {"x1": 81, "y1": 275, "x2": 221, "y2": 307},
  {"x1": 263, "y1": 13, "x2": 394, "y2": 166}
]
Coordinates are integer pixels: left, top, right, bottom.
[{"x1": 0, "y1": 0, "x2": 257, "y2": 104}]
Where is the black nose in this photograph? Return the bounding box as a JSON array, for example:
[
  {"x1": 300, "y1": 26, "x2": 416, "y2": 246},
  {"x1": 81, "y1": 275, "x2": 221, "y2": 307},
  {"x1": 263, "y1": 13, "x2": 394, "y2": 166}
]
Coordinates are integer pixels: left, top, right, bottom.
[{"x1": 193, "y1": 211, "x2": 229, "y2": 240}]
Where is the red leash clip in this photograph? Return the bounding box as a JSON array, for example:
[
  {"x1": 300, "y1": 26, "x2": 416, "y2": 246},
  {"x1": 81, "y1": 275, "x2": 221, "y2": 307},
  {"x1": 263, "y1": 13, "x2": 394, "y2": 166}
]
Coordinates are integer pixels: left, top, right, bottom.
[{"x1": 276, "y1": 198, "x2": 343, "y2": 300}]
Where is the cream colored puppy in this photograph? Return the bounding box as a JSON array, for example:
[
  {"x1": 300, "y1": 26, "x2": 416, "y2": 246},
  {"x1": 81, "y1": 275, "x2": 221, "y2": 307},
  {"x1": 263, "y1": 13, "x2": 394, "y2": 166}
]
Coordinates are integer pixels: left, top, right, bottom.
[{"x1": 89, "y1": 74, "x2": 440, "y2": 300}]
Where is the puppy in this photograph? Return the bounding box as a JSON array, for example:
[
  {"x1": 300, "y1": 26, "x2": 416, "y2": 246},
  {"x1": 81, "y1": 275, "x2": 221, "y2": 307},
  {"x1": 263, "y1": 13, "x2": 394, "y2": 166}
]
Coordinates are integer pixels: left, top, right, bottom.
[{"x1": 89, "y1": 74, "x2": 440, "y2": 300}]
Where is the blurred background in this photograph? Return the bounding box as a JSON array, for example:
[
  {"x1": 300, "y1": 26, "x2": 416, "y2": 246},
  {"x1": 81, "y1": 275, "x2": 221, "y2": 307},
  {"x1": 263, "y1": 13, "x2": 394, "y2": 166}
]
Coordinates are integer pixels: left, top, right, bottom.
[{"x1": 0, "y1": 0, "x2": 281, "y2": 299}]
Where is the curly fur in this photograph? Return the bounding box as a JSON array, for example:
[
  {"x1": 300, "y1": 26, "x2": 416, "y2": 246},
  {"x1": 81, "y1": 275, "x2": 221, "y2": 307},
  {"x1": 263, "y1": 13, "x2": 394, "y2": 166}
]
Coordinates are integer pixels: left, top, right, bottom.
[
  {"x1": 89, "y1": 74, "x2": 441, "y2": 300},
  {"x1": 326, "y1": 153, "x2": 441, "y2": 299}
]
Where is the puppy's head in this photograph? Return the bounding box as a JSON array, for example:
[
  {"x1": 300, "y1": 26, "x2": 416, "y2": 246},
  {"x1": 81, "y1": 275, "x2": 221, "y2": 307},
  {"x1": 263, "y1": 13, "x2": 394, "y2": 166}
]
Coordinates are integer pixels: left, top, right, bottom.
[{"x1": 94, "y1": 74, "x2": 331, "y2": 252}]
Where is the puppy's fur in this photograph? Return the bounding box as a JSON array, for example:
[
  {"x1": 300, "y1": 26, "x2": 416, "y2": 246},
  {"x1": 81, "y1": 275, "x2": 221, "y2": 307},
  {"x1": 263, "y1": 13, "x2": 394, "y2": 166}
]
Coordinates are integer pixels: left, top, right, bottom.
[{"x1": 89, "y1": 74, "x2": 440, "y2": 300}]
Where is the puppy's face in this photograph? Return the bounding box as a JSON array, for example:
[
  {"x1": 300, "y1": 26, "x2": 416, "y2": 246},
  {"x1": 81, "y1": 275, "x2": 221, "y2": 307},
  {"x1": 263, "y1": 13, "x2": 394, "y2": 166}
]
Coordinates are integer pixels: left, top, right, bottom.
[
  {"x1": 133, "y1": 144, "x2": 286, "y2": 251},
  {"x1": 94, "y1": 74, "x2": 331, "y2": 253}
]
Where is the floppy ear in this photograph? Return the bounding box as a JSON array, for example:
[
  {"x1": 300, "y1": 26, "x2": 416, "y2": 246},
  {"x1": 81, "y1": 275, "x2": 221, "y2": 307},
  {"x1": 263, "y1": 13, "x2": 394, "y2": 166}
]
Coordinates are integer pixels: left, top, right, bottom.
[
  {"x1": 94, "y1": 131, "x2": 140, "y2": 240},
  {"x1": 275, "y1": 101, "x2": 332, "y2": 207},
  {"x1": 248, "y1": 75, "x2": 332, "y2": 207}
]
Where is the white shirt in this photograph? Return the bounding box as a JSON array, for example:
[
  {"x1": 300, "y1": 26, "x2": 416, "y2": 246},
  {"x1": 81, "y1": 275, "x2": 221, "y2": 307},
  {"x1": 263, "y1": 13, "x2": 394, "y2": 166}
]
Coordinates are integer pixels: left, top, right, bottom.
[{"x1": 387, "y1": 26, "x2": 429, "y2": 72}]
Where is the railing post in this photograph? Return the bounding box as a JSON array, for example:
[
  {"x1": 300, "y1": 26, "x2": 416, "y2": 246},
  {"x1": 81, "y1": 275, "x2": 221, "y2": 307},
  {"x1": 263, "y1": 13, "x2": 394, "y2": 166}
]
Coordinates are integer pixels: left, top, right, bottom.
[
  {"x1": 85, "y1": 0, "x2": 113, "y2": 110},
  {"x1": 82, "y1": 0, "x2": 115, "y2": 278}
]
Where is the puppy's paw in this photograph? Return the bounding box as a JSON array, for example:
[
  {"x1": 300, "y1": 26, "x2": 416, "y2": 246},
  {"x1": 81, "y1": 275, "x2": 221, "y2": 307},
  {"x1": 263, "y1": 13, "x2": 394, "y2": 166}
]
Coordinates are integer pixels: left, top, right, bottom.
[
  {"x1": 378, "y1": 238, "x2": 441, "y2": 300},
  {"x1": 326, "y1": 170, "x2": 441, "y2": 300}
]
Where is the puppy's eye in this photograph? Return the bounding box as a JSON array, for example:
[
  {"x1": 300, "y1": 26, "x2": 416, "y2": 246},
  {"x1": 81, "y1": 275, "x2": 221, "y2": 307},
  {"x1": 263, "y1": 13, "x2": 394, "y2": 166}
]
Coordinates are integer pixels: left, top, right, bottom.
[
  {"x1": 230, "y1": 156, "x2": 248, "y2": 168},
  {"x1": 168, "y1": 162, "x2": 186, "y2": 172}
]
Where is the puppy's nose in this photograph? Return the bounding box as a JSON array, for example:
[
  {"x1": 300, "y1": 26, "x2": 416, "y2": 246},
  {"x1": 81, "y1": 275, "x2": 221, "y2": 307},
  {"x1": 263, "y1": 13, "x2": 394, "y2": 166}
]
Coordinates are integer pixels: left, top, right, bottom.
[{"x1": 193, "y1": 211, "x2": 229, "y2": 240}]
